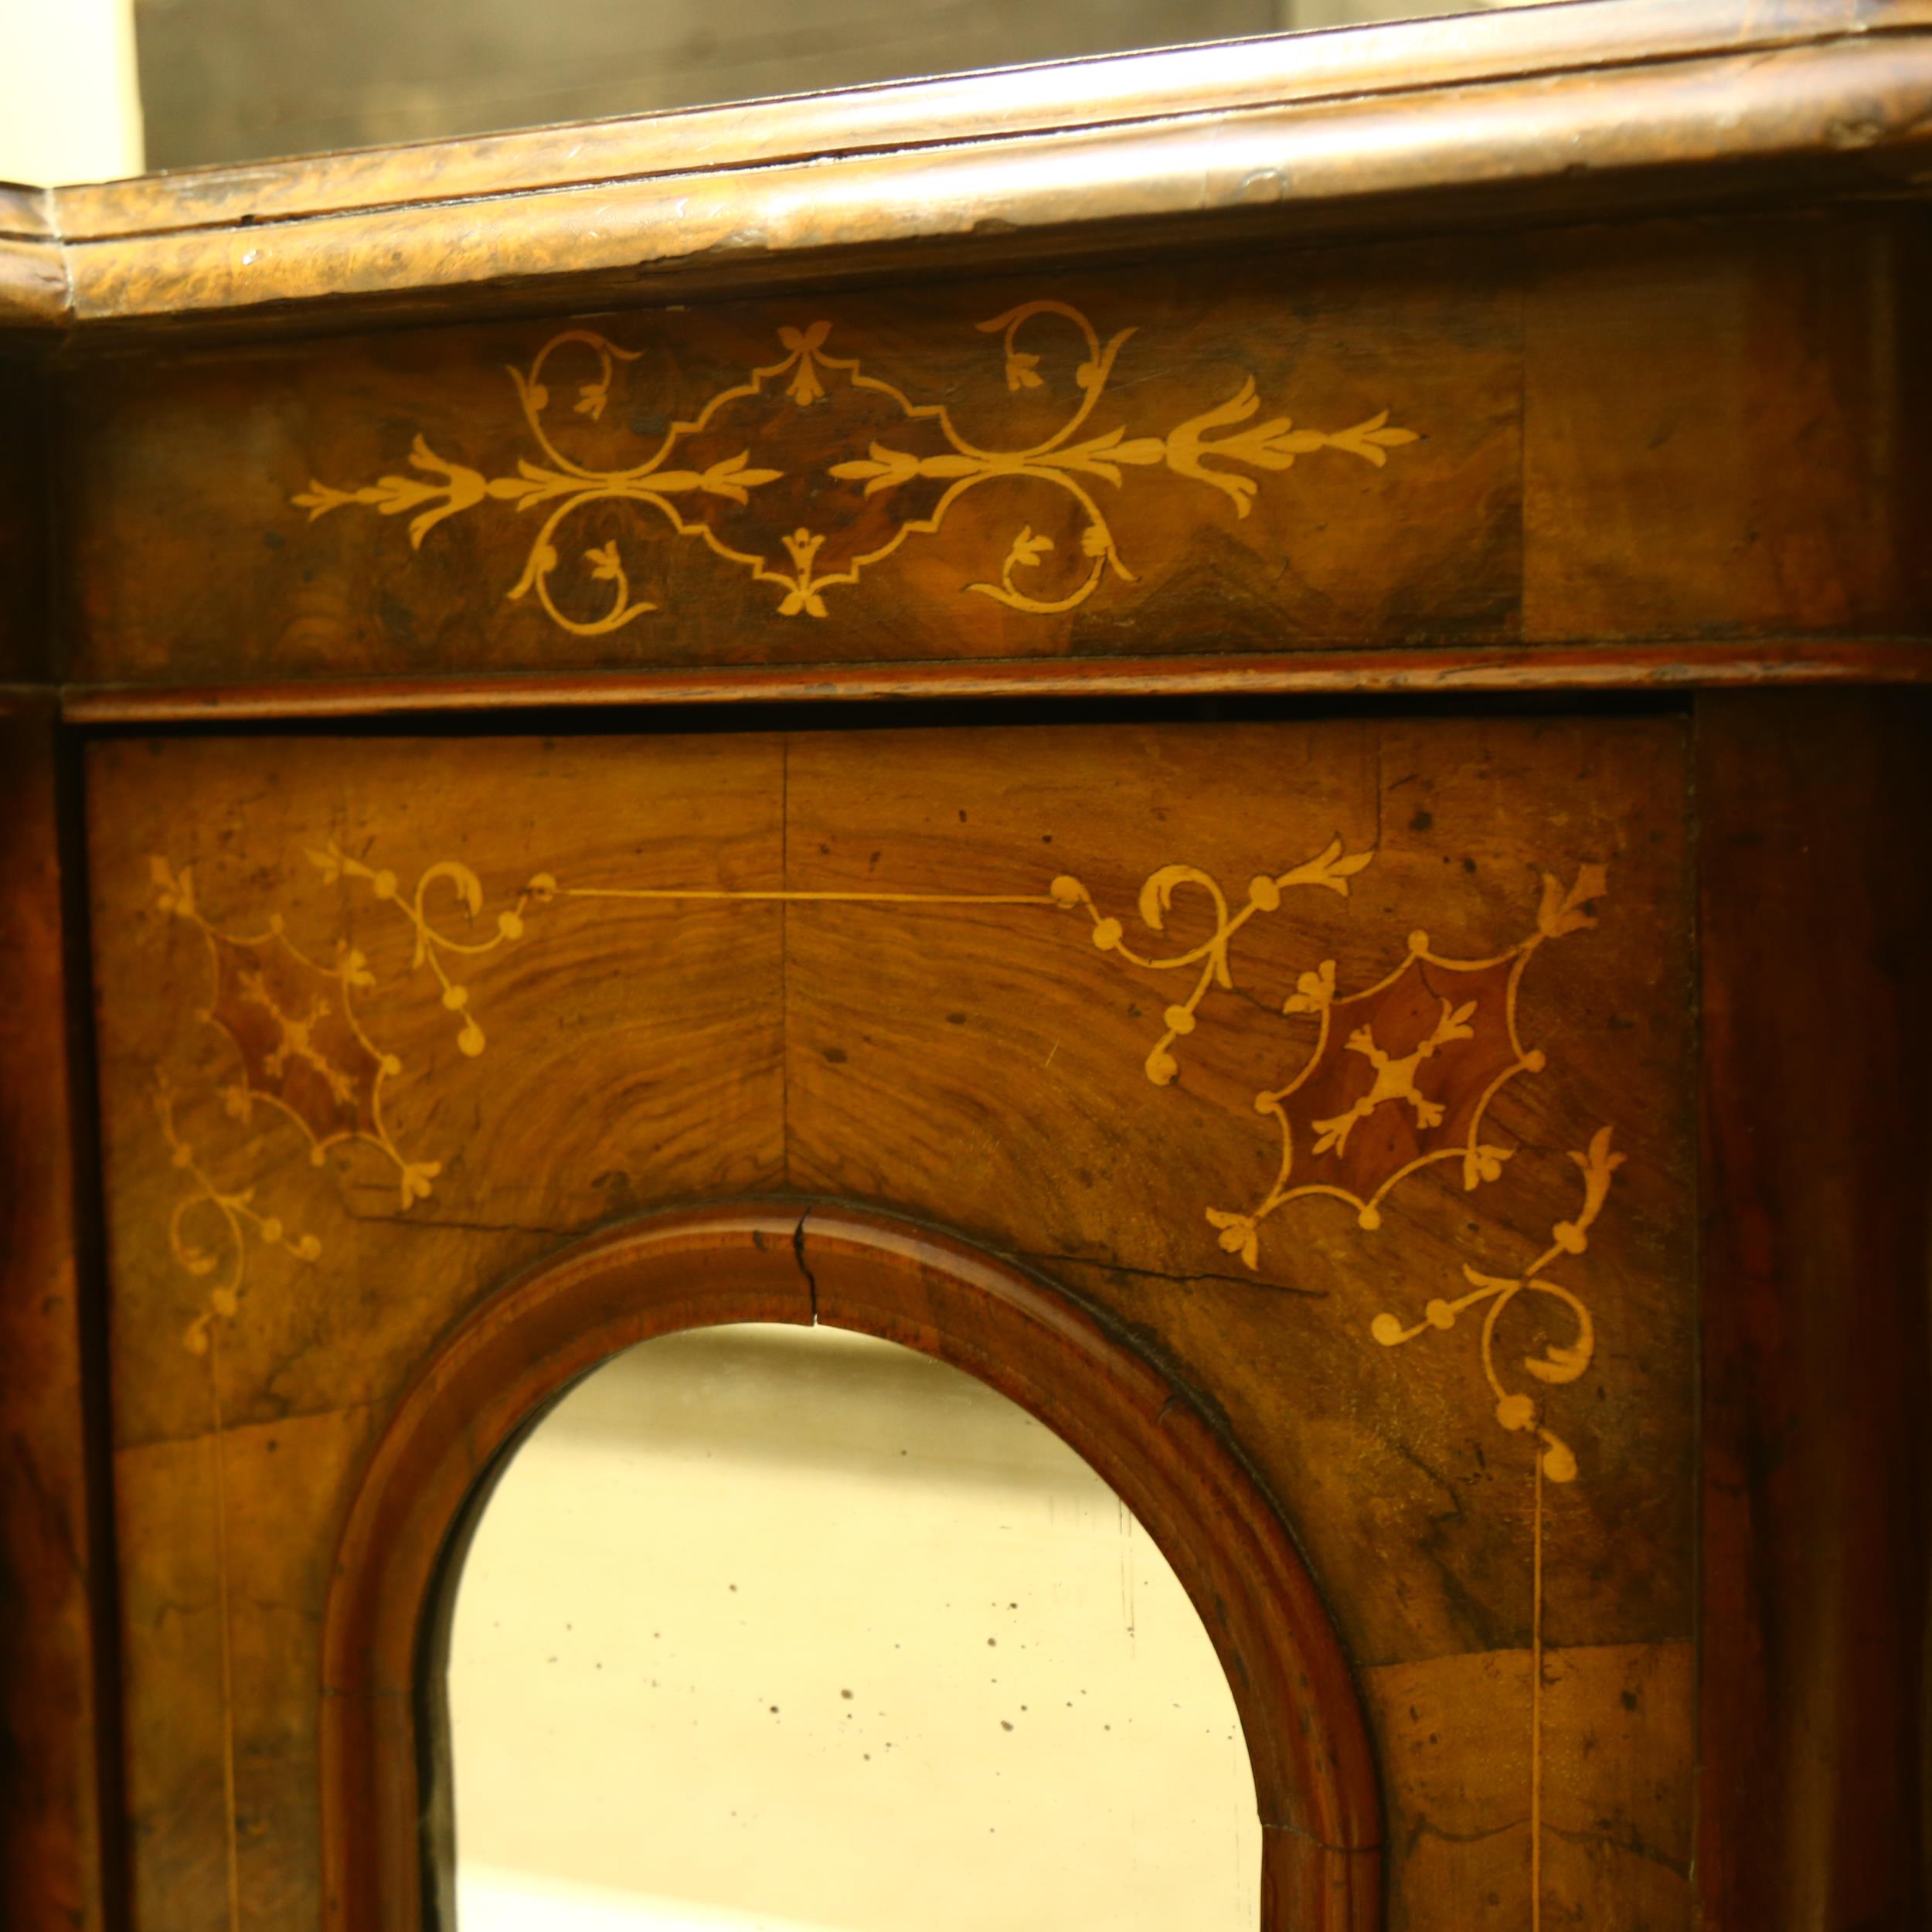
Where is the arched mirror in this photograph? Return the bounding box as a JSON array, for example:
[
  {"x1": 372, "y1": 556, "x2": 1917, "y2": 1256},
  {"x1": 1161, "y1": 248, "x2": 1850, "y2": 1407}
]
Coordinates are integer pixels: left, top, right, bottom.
[
  {"x1": 320, "y1": 1207, "x2": 1378, "y2": 1931},
  {"x1": 444, "y1": 1321, "x2": 1259, "y2": 1932}
]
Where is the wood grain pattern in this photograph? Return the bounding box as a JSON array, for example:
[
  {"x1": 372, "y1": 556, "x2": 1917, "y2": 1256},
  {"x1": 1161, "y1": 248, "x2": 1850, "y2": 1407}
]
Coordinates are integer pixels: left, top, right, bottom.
[
  {"x1": 798, "y1": 1206, "x2": 1380, "y2": 1845},
  {"x1": 1696, "y1": 689, "x2": 1932, "y2": 1932},
  {"x1": 1523, "y1": 210, "x2": 1926, "y2": 645},
  {"x1": 0, "y1": 20, "x2": 1923, "y2": 1929},
  {"x1": 1369, "y1": 1641, "x2": 1692, "y2": 1931},
  {"x1": 45, "y1": 636, "x2": 1932, "y2": 726},
  {"x1": 55, "y1": 209, "x2": 1928, "y2": 702},
  {"x1": 0, "y1": 238, "x2": 66, "y2": 333},
  {"x1": 57, "y1": 246, "x2": 1515, "y2": 686},
  {"x1": 60, "y1": 0, "x2": 1911, "y2": 237},
  {"x1": 87, "y1": 731, "x2": 788, "y2": 1927},
  {"x1": 768, "y1": 709, "x2": 1693, "y2": 1932},
  {"x1": 88, "y1": 733, "x2": 787, "y2": 1452},
  {"x1": 9, "y1": 6, "x2": 1932, "y2": 335},
  {"x1": 83, "y1": 714, "x2": 1693, "y2": 1932},
  {"x1": 0, "y1": 704, "x2": 111, "y2": 1932},
  {"x1": 781, "y1": 717, "x2": 1693, "y2": 1655}
]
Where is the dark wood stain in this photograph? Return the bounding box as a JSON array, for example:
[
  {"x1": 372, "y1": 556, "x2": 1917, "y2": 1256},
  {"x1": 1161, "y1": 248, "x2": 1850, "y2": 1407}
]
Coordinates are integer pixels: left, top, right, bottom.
[{"x1": 0, "y1": 12, "x2": 1927, "y2": 1931}]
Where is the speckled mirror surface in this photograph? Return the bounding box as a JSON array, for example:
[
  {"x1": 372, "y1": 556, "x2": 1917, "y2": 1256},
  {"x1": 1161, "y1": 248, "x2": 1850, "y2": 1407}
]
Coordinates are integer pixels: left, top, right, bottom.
[{"x1": 447, "y1": 1323, "x2": 1258, "y2": 1932}]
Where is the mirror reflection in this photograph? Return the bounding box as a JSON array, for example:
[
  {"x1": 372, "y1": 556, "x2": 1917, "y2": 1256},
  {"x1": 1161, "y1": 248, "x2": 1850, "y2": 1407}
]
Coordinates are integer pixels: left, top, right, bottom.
[
  {"x1": 0, "y1": 2, "x2": 1578, "y2": 184},
  {"x1": 447, "y1": 1322, "x2": 1260, "y2": 1932}
]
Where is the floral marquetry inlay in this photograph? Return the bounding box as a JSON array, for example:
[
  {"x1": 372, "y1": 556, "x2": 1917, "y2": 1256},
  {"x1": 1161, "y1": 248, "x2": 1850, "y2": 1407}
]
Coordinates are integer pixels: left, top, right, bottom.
[
  {"x1": 155, "y1": 1081, "x2": 321, "y2": 1358},
  {"x1": 1202, "y1": 864, "x2": 1607, "y2": 1267},
  {"x1": 149, "y1": 849, "x2": 539, "y2": 1216},
  {"x1": 139, "y1": 803, "x2": 1628, "y2": 1932},
  {"x1": 1372, "y1": 1124, "x2": 1622, "y2": 1484},
  {"x1": 1366, "y1": 1118, "x2": 1625, "y2": 1932},
  {"x1": 293, "y1": 300, "x2": 1420, "y2": 634},
  {"x1": 1048, "y1": 836, "x2": 1376, "y2": 1086}
]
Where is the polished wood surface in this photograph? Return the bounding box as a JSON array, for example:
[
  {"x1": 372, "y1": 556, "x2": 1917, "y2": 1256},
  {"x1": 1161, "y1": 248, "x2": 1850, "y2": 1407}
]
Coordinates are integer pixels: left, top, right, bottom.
[
  {"x1": 61, "y1": 0, "x2": 1925, "y2": 238},
  {"x1": 0, "y1": 185, "x2": 63, "y2": 334},
  {"x1": 85, "y1": 714, "x2": 1692, "y2": 1930},
  {"x1": 4, "y1": 3, "x2": 1932, "y2": 335},
  {"x1": 0, "y1": 11, "x2": 1926, "y2": 1930},
  {"x1": 53, "y1": 636, "x2": 1932, "y2": 726},
  {"x1": 53, "y1": 211, "x2": 1929, "y2": 701},
  {"x1": 0, "y1": 704, "x2": 113, "y2": 1932},
  {"x1": 1697, "y1": 689, "x2": 1932, "y2": 1932}
]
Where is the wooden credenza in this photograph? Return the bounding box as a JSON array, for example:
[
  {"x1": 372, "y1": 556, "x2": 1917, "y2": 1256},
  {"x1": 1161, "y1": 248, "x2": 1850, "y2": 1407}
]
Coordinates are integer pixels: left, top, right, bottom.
[{"x1": 2, "y1": 5, "x2": 1929, "y2": 1930}]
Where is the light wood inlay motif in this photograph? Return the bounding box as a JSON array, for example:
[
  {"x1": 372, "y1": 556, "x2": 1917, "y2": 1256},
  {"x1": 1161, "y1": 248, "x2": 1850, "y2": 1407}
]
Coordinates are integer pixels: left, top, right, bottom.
[
  {"x1": 1206, "y1": 864, "x2": 1607, "y2": 1264},
  {"x1": 155, "y1": 1083, "x2": 321, "y2": 1359},
  {"x1": 1372, "y1": 1121, "x2": 1622, "y2": 1930},
  {"x1": 155, "y1": 830, "x2": 1613, "y2": 1291},
  {"x1": 292, "y1": 301, "x2": 1419, "y2": 632},
  {"x1": 92, "y1": 722, "x2": 1691, "y2": 1932},
  {"x1": 150, "y1": 824, "x2": 1614, "y2": 1932},
  {"x1": 150, "y1": 853, "x2": 453, "y2": 1206}
]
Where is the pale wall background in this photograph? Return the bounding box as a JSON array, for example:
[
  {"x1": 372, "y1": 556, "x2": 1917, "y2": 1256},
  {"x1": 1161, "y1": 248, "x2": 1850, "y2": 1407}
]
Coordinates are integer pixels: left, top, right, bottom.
[{"x1": 0, "y1": 0, "x2": 143, "y2": 185}]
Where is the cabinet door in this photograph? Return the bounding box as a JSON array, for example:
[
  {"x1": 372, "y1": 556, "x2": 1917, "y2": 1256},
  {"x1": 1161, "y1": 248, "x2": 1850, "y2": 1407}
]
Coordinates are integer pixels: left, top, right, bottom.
[{"x1": 87, "y1": 711, "x2": 1692, "y2": 1932}]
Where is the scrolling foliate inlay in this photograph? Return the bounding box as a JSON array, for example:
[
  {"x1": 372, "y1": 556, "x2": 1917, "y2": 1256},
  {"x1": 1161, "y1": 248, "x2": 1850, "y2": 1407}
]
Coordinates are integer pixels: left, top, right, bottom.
[
  {"x1": 149, "y1": 849, "x2": 539, "y2": 1212},
  {"x1": 141, "y1": 826, "x2": 1623, "y2": 1932},
  {"x1": 1372, "y1": 1123, "x2": 1620, "y2": 1485},
  {"x1": 293, "y1": 301, "x2": 1420, "y2": 632},
  {"x1": 1047, "y1": 837, "x2": 1376, "y2": 1085},
  {"x1": 155, "y1": 1080, "x2": 321, "y2": 1358},
  {"x1": 1369, "y1": 1123, "x2": 1624, "y2": 1932},
  {"x1": 149, "y1": 836, "x2": 1606, "y2": 1288},
  {"x1": 1202, "y1": 864, "x2": 1607, "y2": 1267},
  {"x1": 302, "y1": 839, "x2": 538, "y2": 1057}
]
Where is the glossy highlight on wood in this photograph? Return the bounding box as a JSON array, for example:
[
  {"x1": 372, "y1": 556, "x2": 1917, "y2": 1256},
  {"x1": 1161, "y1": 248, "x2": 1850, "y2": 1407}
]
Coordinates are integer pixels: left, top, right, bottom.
[
  {"x1": 49, "y1": 204, "x2": 1928, "y2": 699},
  {"x1": 53, "y1": 638, "x2": 1932, "y2": 726},
  {"x1": 9, "y1": 3, "x2": 1932, "y2": 335},
  {"x1": 1209, "y1": 862, "x2": 1606, "y2": 1258}
]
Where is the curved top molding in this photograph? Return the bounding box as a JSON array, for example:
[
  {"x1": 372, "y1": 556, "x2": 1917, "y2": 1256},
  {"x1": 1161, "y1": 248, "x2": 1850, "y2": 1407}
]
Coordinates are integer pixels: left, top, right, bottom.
[{"x1": 5, "y1": 0, "x2": 1932, "y2": 338}]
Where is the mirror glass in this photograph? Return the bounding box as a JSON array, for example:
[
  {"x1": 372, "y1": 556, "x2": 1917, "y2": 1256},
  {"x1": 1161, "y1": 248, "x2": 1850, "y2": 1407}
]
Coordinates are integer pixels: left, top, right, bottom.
[
  {"x1": 447, "y1": 1321, "x2": 1260, "y2": 1932},
  {"x1": 118, "y1": 1, "x2": 1570, "y2": 175}
]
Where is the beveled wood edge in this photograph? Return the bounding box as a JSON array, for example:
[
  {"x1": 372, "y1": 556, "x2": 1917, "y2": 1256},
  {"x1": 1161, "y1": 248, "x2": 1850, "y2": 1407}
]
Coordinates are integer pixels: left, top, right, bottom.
[
  {"x1": 53, "y1": 0, "x2": 1926, "y2": 239},
  {"x1": 0, "y1": 184, "x2": 56, "y2": 240},
  {"x1": 5, "y1": 6, "x2": 1931, "y2": 337},
  {"x1": 319, "y1": 1201, "x2": 1383, "y2": 1932},
  {"x1": 798, "y1": 1205, "x2": 1381, "y2": 1852},
  {"x1": 0, "y1": 236, "x2": 67, "y2": 332},
  {"x1": 1261, "y1": 1831, "x2": 1383, "y2": 1932},
  {"x1": 55, "y1": 639, "x2": 1932, "y2": 724}
]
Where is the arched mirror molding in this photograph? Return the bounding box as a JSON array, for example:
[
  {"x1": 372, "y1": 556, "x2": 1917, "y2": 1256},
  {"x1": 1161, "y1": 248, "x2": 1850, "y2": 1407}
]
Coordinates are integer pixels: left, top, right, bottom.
[{"x1": 319, "y1": 1203, "x2": 1383, "y2": 1931}]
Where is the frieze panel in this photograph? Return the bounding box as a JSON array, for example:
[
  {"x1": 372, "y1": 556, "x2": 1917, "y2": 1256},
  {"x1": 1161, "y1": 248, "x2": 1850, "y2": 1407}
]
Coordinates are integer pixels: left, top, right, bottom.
[{"x1": 294, "y1": 300, "x2": 1420, "y2": 634}]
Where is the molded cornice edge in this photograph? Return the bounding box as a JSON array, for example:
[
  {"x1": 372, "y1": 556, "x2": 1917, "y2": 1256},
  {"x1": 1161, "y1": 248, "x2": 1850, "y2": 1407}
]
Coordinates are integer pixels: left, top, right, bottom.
[
  {"x1": 0, "y1": 187, "x2": 66, "y2": 332},
  {"x1": 2, "y1": 0, "x2": 1930, "y2": 340}
]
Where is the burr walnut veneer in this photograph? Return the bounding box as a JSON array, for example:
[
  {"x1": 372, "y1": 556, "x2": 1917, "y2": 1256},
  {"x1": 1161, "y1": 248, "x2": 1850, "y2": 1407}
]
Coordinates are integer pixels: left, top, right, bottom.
[{"x1": 2, "y1": 6, "x2": 1929, "y2": 1931}]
